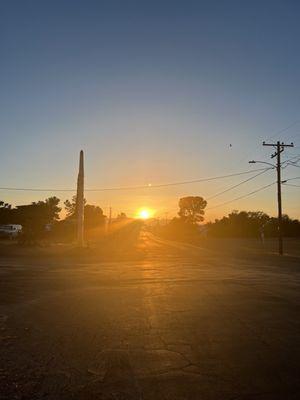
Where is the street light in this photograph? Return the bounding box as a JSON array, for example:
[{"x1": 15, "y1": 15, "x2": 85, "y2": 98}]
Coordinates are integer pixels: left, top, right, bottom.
[{"x1": 249, "y1": 160, "x2": 276, "y2": 168}]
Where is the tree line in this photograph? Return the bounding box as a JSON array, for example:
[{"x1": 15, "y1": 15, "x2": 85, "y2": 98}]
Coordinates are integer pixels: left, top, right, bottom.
[
  {"x1": 1, "y1": 195, "x2": 299, "y2": 243},
  {"x1": 0, "y1": 196, "x2": 106, "y2": 243},
  {"x1": 154, "y1": 196, "x2": 300, "y2": 239},
  {"x1": 207, "y1": 210, "x2": 300, "y2": 238}
]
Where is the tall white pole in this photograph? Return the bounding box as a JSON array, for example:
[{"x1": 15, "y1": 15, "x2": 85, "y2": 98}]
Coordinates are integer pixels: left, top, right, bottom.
[{"x1": 77, "y1": 150, "x2": 84, "y2": 247}]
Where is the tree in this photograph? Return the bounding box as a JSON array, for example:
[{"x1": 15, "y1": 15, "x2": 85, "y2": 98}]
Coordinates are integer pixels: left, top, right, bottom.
[
  {"x1": 84, "y1": 205, "x2": 106, "y2": 228},
  {"x1": 39, "y1": 196, "x2": 61, "y2": 222},
  {"x1": 207, "y1": 210, "x2": 279, "y2": 238},
  {"x1": 0, "y1": 201, "x2": 13, "y2": 224},
  {"x1": 12, "y1": 197, "x2": 61, "y2": 227},
  {"x1": 264, "y1": 214, "x2": 300, "y2": 237},
  {"x1": 64, "y1": 197, "x2": 106, "y2": 228},
  {"x1": 64, "y1": 195, "x2": 86, "y2": 217},
  {"x1": 116, "y1": 212, "x2": 127, "y2": 221},
  {"x1": 15, "y1": 197, "x2": 61, "y2": 243},
  {"x1": 0, "y1": 201, "x2": 11, "y2": 209},
  {"x1": 178, "y1": 196, "x2": 207, "y2": 224},
  {"x1": 0, "y1": 197, "x2": 61, "y2": 243}
]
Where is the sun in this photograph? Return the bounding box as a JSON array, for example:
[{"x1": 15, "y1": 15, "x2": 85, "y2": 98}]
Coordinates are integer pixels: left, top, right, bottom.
[{"x1": 136, "y1": 208, "x2": 153, "y2": 220}]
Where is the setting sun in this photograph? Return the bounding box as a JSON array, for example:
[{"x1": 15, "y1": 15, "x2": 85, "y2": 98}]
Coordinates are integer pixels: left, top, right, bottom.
[{"x1": 136, "y1": 208, "x2": 153, "y2": 220}]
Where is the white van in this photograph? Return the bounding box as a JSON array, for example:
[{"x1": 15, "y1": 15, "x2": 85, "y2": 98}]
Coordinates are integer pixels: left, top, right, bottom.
[{"x1": 0, "y1": 224, "x2": 22, "y2": 239}]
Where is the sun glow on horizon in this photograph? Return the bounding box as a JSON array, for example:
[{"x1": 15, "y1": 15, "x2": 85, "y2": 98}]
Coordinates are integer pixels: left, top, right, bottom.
[{"x1": 136, "y1": 208, "x2": 154, "y2": 220}]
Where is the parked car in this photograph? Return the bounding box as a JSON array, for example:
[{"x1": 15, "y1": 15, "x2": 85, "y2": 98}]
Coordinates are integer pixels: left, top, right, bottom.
[{"x1": 0, "y1": 224, "x2": 22, "y2": 239}]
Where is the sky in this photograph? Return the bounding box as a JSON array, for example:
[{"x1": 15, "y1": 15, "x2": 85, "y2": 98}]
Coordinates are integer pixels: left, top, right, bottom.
[{"x1": 0, "y1": 0, "x2": 300, "y2": 221}]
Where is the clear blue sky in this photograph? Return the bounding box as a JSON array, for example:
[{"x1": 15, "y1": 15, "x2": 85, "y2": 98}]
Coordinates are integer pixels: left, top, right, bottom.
[{"x1": 0, "y1": 0, "x2": 299, "y2": 219}]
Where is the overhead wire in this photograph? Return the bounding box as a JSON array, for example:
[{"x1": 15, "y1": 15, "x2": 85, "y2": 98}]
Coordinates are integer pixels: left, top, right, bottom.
[
  {"x1": 282, "y1": 183, "x2": 300, "y2": 188},
  {"x1": 206, "y1": 182, "x2": 276, "y2": 210},
  {"x1": 206, "y1": 168, "x2": 273, "y2": 201},
  {"x1": 234, "y1": 120, "x2": 299, "y2": 167},
  {"x1": 283, "y1": 176, "x2": 300, "y2": 182},
  {"x1": 0, "y1": 167, "x2": 271, "y2": 193}
]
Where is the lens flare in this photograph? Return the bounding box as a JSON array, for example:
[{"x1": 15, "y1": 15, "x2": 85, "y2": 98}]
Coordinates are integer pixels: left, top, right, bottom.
[{"x1": 136, "y1": 208, "x2": 153, "y2": 219}]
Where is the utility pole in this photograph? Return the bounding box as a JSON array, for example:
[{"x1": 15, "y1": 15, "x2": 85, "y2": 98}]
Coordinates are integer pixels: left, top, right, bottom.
[
  {"x1": 76, "y1": 150, "x2": 84, "y2": 247},
  {"x1": 262, "y1": 141, "x2": 294, "y2": 255},
  {"x1": 108, "y1": 207, "x2": 112, "y2": 232},
  {"x1": 164, "y1": 212, "x2": 168, "y2": 226}
]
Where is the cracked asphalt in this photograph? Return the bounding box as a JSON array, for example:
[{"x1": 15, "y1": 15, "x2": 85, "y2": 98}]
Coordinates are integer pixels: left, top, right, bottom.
[{"x1": 0, "y1": 231, "x2": 300, "y2": 399}]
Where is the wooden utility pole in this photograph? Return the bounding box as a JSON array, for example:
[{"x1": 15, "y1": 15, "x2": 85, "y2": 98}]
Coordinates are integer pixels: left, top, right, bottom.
[
  {"x1": 108, "y1": 207, "x2": 112, "y2": 231},
  {"x1": 262, "y1": 141, "x2": 294, "y2": 255},
  {"x1": 164, "y1": 212, "x2": 168, "y2": 226},
  {"x1": 76, "y1": 150, "x2": 84, "y2": 247}
]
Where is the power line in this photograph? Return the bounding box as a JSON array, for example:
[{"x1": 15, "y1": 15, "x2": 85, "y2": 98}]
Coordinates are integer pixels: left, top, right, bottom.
[
  {"x1": 0, "y1": 167, "x2": 271, "y2": 193},
  {"x1": 0, "y1": 187, "x2": 75, "y2": 192},
  {"x1": 281, "y1": 153, "x2": 300, "y2": 165},
  {"x1": 282, "y1": 160, "x2": 300, "y2": 169},
  {"x1": 284, "y1": 176, "x2": 300, "y2": 182},
  {"x1": 204, "y1": 163, "x2": 295, "y2": 204},
  {"x1": 206, "y1": 168, "x2": 273, "y2": 201},
  {"x1": 283, "y1": 183, "x2": 300, "y2": 188},
  {"x1": 206, "y1": 182, "x2": 276, "y2": 210},
  {"x1": 235, "y1": 121, "x2": 299, "y2": 167},
  {"x1": 285, "y1": 163, "x2": 300, "y2": 169},
  {"x1": 287, "y1": 132, "x2": 300, "y2": 142},
  {"x1": 267, "y1": 120, "x2": 299, "y2": 141},
  {"x1": 283, "y1": 153, "x2": 300, "y2": 169},
  {"x1": 66, "y1": 167, "x2": 280, "y2": 191}
]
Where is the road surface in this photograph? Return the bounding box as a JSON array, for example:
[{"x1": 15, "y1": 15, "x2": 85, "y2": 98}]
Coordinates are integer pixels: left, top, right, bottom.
[{"x1": 0, "y1": 230, "x2": 300, "y2": 399}]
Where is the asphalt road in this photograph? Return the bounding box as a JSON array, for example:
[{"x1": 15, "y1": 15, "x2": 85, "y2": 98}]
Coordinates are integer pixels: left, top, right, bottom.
[{"x1": 0, "y1": 231, "x2": 300, "y2": 399}]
